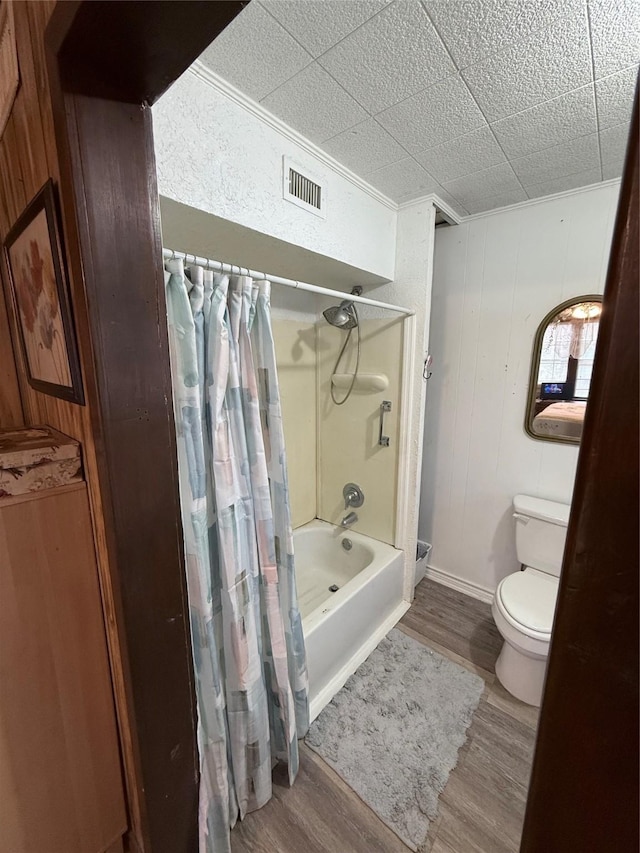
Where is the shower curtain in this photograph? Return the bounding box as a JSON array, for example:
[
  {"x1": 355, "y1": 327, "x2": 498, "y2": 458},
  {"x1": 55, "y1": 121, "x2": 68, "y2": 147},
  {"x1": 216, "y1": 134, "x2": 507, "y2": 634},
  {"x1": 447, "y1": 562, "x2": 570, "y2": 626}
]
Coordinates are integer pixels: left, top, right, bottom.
[{"x1": 164, "y1": 258, "x2": 309, "y2": 853}]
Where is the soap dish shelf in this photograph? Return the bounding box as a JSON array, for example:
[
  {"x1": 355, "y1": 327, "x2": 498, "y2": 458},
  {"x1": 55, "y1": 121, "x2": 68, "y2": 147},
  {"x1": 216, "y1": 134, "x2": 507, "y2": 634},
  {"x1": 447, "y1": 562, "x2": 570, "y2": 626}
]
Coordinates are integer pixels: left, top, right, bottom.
[{"x1": 331, "y1": 373, "x2": 389, "y2": 393}]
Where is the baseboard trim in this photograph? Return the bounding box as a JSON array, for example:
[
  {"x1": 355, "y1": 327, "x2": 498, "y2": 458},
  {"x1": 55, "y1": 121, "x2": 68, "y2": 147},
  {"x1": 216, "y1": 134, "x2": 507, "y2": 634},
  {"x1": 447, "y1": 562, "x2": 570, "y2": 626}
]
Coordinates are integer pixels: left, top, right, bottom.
[
  {"x1": 308, "y1": 601, "x2": 410, "y2": 723},
  {"x1": 423, "y1": 564, "x2": 494, "y2": 604}
]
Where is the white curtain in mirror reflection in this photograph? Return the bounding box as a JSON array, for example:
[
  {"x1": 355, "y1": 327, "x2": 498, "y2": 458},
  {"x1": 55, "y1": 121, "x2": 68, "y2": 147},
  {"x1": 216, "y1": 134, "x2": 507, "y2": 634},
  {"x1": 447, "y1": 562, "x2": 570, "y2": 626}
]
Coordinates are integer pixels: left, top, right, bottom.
[{"x1": 539, "y1": 318, "x2": 599, "y2": 399}]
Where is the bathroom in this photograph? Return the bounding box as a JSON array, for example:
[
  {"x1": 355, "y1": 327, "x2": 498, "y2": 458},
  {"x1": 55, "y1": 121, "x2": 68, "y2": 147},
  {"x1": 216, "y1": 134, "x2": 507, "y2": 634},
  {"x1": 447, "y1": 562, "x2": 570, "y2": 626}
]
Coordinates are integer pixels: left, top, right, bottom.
[
  {"x1": 150, "y1": 2, "x2": 637, "y2": 850},
  {"x1": 0, "y1": 2, "x2": 635, "y2": 853}
]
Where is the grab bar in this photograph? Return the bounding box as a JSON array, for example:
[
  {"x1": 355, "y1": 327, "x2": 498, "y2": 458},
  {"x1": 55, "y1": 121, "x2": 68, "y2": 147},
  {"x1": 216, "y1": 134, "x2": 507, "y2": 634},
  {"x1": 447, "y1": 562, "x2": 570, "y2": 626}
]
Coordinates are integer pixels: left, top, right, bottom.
[{"x1": 378, "y1": 400, "x2": 392, "y2": 447}]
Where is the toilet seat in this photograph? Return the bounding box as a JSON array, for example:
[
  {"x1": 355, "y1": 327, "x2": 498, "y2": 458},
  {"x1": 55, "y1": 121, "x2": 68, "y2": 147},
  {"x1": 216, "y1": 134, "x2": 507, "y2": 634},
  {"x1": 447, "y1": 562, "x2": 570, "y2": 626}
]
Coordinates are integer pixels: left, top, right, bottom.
[
  {"x1": 492, "y1": 568, "x2": 557, "y2": 705},
  {"x1": 495, "y1": 569, "x2": 557, "y2": 640}
]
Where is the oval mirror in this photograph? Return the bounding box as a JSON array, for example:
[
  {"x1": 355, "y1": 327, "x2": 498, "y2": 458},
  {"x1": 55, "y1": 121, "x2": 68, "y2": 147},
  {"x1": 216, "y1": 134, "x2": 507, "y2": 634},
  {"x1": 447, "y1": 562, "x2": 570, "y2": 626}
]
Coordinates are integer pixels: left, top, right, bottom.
[{"x1": 525, "y1": 295, "x2": 603, "y2": 444}]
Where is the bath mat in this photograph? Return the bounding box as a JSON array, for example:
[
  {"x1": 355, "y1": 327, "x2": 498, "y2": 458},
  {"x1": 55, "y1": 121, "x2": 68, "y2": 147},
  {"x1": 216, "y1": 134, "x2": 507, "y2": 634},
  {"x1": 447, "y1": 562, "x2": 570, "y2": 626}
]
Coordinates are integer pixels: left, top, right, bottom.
[{"x1": 305, "y1": 628, "x2": 484, "y2": 851}]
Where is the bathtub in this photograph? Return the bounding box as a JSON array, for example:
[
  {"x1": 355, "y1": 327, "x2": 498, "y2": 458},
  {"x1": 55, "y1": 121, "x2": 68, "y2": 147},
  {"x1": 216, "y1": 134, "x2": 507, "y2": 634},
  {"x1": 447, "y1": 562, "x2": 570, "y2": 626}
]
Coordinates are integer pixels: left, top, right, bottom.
[{"x1": 294, "y1": 519, "x2": 407, "y2": 721}]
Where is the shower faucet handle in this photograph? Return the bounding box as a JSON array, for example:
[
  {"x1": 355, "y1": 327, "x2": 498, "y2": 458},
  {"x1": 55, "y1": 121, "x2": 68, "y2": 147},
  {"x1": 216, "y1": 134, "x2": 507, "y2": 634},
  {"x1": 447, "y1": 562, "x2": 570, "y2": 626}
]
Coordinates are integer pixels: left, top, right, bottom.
[{"x1": 343, "y1": 483, "x2": 365, "y2": 509}]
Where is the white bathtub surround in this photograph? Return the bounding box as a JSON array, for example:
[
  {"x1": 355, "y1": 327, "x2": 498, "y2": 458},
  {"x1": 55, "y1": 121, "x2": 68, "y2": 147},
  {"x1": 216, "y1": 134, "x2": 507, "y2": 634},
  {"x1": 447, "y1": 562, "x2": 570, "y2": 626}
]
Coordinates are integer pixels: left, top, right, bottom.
[
  {"x1": 331, "y1": 199, "x2": 437, "y2": 597},
  {"x1": 317, "y1": 318, "x2": 404, "y2": 546},
  {"x1": 294, "y1": 520, "x2": 406, "y2": 721},
  {"x1": 273, "y1": 319, "x2": 317, "y2": 529},
  {"x1": 419, "y1": 182, "x2": 620, "y2": 597}
]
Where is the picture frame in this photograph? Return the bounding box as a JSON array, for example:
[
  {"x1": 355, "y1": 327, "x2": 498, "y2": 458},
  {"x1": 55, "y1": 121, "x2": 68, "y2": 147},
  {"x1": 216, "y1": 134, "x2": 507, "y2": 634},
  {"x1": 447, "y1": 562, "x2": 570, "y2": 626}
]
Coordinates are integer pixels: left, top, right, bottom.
[{"x1": 3, "y1": 179, "x2": 84, "y2": 404}]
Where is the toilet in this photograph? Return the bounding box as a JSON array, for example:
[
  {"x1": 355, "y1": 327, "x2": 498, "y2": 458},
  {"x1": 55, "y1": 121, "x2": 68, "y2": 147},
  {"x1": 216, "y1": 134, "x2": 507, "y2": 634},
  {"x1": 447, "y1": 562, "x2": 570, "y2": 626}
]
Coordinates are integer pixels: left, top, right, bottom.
[{"x1": 491, "y1": 494, "x2": 570, "y2": 707}]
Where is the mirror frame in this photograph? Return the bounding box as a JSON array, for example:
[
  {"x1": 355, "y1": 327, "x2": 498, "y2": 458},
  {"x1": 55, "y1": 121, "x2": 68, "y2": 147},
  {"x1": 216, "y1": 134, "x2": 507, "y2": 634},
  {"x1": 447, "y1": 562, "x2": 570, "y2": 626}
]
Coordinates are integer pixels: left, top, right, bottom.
[{"x1": 524, "y1": 293, "x2": 603, "y2": 445}]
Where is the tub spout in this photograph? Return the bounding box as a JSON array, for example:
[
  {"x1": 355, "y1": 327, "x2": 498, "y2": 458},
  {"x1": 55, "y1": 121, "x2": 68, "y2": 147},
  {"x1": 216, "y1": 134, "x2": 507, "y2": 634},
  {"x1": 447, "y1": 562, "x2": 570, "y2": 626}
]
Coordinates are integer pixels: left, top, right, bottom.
[{"x1": 341, "y1": 511, "x2": 358, "y2": 528}]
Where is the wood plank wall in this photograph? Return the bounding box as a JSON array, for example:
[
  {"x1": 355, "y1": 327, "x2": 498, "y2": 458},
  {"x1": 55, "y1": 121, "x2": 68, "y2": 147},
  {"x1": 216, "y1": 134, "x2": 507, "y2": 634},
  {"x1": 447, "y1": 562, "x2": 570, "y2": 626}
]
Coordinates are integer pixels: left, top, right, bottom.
[
  {"x1": 0, "y1": 483, "x2": 126, "y2": 851},
  {"x1": 0, "y1": 3, "x2": 142, "y2": 849}
]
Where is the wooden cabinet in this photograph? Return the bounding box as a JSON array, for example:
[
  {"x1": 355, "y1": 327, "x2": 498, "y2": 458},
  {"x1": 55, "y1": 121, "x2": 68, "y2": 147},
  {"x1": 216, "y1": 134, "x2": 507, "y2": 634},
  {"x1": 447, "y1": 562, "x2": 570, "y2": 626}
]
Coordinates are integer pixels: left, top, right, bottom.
[{"x1": 0, "y1": 482, "x2": 126, "y2": 853}]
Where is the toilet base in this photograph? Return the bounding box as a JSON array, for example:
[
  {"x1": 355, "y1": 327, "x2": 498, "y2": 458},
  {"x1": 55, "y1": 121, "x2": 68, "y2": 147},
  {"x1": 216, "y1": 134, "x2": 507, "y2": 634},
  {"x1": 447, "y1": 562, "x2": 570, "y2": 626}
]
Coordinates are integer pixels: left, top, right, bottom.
[{"x1": 495, "y1": 640, "x2": 547, "y2": 707}]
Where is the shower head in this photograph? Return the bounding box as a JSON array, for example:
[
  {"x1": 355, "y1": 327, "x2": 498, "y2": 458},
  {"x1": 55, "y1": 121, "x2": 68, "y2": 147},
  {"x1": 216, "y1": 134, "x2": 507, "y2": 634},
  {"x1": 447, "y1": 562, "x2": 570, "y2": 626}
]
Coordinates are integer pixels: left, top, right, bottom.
[{"x1": 323, "y1": 300, "x2": 358, "y2": 329}]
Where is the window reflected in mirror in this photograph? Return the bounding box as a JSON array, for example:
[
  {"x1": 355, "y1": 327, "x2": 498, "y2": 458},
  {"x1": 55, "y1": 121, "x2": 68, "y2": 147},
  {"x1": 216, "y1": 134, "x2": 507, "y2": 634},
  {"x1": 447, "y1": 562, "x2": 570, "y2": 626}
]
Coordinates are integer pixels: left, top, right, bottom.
[{"x1": 525, "y1": 295, "x2": 603, "y2": 444}]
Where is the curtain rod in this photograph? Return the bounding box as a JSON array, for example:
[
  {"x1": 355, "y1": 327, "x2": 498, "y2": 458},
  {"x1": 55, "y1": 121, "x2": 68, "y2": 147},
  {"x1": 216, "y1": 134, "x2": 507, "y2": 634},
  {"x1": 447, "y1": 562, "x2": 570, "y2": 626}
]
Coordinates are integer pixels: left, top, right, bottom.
[{"x1": 162, "y1": 247, "x2": 414, "y2": 316}]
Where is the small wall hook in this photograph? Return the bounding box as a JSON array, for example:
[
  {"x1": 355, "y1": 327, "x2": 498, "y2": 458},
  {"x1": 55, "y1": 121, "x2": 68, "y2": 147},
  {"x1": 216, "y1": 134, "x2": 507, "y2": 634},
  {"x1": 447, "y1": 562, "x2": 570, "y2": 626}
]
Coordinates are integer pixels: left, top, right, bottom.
[{"x1": 423, "y1": 354, "x2": 433, "y2": 381}]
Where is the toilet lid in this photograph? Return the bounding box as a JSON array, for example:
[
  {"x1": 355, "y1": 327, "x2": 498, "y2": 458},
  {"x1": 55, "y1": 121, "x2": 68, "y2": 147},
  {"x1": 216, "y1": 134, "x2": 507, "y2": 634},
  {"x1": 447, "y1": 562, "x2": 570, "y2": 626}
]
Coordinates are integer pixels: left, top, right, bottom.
[{"x1": 497, "y1": 571, "x2": 557, "y2": 634}]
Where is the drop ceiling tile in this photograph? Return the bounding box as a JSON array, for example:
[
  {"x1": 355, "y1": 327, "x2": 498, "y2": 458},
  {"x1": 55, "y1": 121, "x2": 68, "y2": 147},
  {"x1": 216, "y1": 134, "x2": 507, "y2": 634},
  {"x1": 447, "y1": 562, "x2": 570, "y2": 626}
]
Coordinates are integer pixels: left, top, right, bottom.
[
  {"x1": 377, "y1": 74, "x2": 485, "y2": 154},
  {"x1": 510, "y1": 134, "x2": 600, "y2": 188},
  {"x1": 588, "y1": 0, "x2": 640, "y2": 79},
  {"x1": 443, "y1": 162, "x2": 522, "y2": 207},
  {"x1": 323, "y1": 118, "x2": 407, "y2": 174},
  {"x1": 599, "y1": 122, "x2": 632, "y2": 173},
  {"x1": 261, "y1": 0, "x2": 390, "y2": 58},
  {"x1": 462, "y1": 13, "x2": 592, "y2": 122},
  {"x1": 261, "y1": 64, "x2": 368, "y2": 143},
  {"x1": 423, "y1": 0, "x2": 583, "y2": 68},
  {"x1": 491, "y1": 85, "x2": 597, "y2": 160},
  {"x1": 366, "y1": 157, "x2": 440, "y2": 200},
  {"x1": 595, "y1": 66, "x2": 639, "y2": 131},
  {"x1": 199, "y1": 2, "x2": 312, "y2": 100},
  {"x1": 413, "y1": 125, "x2": 505, "y2": 183},
  {"x1": 526, "y1": 168, "x2": 603, "y2": 200},
  {"x1": 464, "y1": 188, "x2": 528, "y2": 215},
  {"x1": 318, "y1": 0, "x2": 455, "y2": 113}
]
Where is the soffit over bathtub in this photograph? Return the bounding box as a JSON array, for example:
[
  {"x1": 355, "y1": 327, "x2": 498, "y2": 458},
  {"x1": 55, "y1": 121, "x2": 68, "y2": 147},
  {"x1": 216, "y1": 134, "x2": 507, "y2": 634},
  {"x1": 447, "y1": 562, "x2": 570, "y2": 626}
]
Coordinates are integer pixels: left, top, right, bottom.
[
  {"x1": 159, "y1": 197, "x2": 391, "y2": 291},
  {"x1": 197, "y1": 0, "x2": 639, "y2": 216}
]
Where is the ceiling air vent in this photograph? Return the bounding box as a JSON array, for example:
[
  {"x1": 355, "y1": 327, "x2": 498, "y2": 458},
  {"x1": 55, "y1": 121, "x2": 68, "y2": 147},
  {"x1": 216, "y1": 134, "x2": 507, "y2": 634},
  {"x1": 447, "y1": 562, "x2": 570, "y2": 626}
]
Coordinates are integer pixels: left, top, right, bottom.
[
  {"x1": 283, "y1": 156, "x2": 326, "y2": 218},
  {"x1": 291, "y1": 167, "x2": 321, "y2": 209}
]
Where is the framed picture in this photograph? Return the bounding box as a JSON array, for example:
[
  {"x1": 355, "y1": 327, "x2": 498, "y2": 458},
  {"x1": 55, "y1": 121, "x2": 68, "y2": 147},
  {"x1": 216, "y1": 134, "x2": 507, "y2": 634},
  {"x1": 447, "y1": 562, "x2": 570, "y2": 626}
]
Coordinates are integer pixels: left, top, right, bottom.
[{"x1": 3, "y1": 179, "x2": 84, "y2": 404}]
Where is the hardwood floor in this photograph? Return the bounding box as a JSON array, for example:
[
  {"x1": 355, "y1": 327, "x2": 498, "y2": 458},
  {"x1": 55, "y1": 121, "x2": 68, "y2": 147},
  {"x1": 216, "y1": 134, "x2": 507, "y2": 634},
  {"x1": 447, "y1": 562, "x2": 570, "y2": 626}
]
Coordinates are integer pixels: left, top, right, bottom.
[{"x1": 231, "y1": 578, "x2": 539, "y2": 853}]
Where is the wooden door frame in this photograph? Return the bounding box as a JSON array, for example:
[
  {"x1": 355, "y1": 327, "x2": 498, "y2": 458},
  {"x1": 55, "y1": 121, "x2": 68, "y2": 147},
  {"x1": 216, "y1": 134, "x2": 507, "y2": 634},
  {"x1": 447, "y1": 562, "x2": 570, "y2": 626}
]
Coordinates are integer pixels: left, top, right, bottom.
[
  {"x1": 44, "y1": 3, "x2": 246, "y2": 852},
  {"x1": 42, "y1": 2, "x2": 637, "y2": 851},
  {"x1": 520, "y1": 91, "x2": 639, "y2": 850}
]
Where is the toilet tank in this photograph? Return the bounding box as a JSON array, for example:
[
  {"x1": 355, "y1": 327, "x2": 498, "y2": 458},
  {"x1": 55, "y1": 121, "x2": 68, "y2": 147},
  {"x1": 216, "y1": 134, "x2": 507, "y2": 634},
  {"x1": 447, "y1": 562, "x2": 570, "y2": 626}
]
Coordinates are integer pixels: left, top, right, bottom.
[{"x1": 513, "y1": 494, "x2": 570, "y2": 577}]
